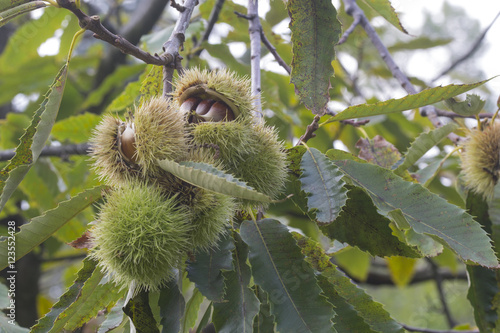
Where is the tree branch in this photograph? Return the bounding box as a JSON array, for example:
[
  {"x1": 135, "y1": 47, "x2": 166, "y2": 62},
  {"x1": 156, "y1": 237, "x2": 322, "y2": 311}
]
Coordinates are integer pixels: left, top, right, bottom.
[
  {"x1": 170, "y1": 0, "x2": 186, "y2": 12},
  {"x1": 200, "y1": 0, "x2": 225, "y2": 45},
  {"x1": 41, "y1": 254, "x2": 87, "y2": 263},
  {"x1": 349, "y1": 267, "x2": 467, "y2": 286},
  {"x1": 260, "y1": 29, "x2": 291, "y2": 74},
  {"x1": 434, "y1": 109, "x2": 494, "y2": 119},
  {"x1": 92, "y1": 0, "x2": 169, "y2": 91},
  {"x1": 162, "y1": 0, "x2": 199, "y2": 97},
  {"x1": 432, "y1": 10, "x2": 500, "y2": 82},
  {"x1": 427, "y1": 258, "x2": 457, "y2": 328},
  {"x1": 57, "y1": 0, "x2": 170, "y2": 66},
  {"x1": 296, "y1": 115, "x2": 321, "y2": 146},
  {"x1": 337, "y1": 15, "x2": 361, "y2": 45},
  {"x1": 342, "y1": 0, "x2": 463, "y2": 144},
  {"x1": 0, "y1": 143, "x2": 90, "y2": 162},
  {"x1": 190, "y1": 0, "x2": 225, "y2": 60},
  {"x1": 247, "y1": 0, "x2": 263, "y2": 119}
]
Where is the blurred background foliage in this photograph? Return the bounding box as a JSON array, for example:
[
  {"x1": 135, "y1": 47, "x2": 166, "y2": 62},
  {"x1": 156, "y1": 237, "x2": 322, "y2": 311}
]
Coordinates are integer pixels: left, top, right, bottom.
[{"x1": 0, "y1": 0, "x2": 496, "y2": 329}]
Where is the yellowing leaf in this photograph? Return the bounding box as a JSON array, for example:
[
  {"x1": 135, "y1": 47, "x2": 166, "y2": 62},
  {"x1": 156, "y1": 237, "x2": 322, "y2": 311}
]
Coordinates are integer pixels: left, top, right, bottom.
[{"x1": 323, "y1": 79, "x2": 492, "y2": 124}]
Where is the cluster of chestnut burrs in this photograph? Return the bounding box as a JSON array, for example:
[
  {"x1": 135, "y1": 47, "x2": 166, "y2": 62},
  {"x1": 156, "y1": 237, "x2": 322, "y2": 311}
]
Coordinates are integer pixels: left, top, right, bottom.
[{"x1": 87, "y1": 68, "x2": 288, "y2": 291}]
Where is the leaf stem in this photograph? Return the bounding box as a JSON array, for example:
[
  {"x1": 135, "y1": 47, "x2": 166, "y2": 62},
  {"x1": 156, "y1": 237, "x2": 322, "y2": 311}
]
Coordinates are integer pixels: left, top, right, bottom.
[
  {"x1": 423, "y1": 146, "x2": 461, "y2": 188},
  {"x1": 66, "y1": 28, "x2": 85, "y2": 63}
]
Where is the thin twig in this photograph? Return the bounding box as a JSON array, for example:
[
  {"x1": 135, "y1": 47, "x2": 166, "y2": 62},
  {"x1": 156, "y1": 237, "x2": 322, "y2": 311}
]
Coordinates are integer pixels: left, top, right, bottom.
[
  {"x1": 342, "y1": 0, "x2": 463, "y2": 144},
  {"x1": 57, "y1": 0, "x2": 169, "y2": 66},
  {"x1": 170, "y1": 0, "x2": 186, "y2": 12},
  {"x1": 161, "y1": 0, "x2": 199, "y2": 97},
  {"x1": 337, "y1": 16, "x2": 361, "y2": 45},
  {"x1": 0, "y1": 143, "x2": 90, "y2": 162},
  {"x1": 402, "y1": 324, "x2": 478, "y2": 333},
  {"x1": 341, "y1": 119, "x2": 370, "y2": 127},
  {"x1": 246, "y1": 0, "x2": 263, "y2": 119},
  {"x1": 200, "y1": 0, "x2": 225, "y2": 44},
  {"x1": 91, "y1": 0, "x2": 168, "y2": 91},
  {"x1": 41, "y1": 254, "x2": 86, "y2": 263},
  {"x1": 234, "y1": 11, "x2": 254, "y2": 20},
  {"x1": 189, "y1": 0, "x2": 225, "y2": 62},
  {"x1": 260, "y1": 29, "x2": 291, "y2": 74},
  {"x1": 434, "y1": 109, "x2": 494, "y2": 119},
  {"x1": 432, "y1": 11, "x2": 500, "y2": 82},
  {"x1": 426, "y1": 258, "x2": 457, "y2": 328},
  {"x1": 296, "y1": 115, "x2": 321, "y2": 146},
  {"x1": 348, "y1": 267, "x2": 467, "y2": 286}
]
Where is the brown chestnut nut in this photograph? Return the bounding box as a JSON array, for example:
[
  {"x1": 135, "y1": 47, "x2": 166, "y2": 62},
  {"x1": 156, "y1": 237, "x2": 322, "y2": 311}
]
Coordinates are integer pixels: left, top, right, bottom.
[
  {"x1": 118, "y1": 123, "x2": 137, "y2": 163},
  {"x1": 180, "y1": 97, "x2": 202, "y2": 114},
  {"x1": 196, "y1": 99, "x2": 216, "y2": 116},
  {"x1": 201, "y1": 101, "x2": 235, "y2": 122}
]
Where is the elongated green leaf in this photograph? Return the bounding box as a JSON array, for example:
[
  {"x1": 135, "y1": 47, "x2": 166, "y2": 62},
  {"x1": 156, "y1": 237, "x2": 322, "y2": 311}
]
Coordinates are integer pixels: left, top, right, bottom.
[
  {"x1": 106, "y1": 81, "x2": 141, "y2": 113},
  {"x1": 212, "y1": 232, "x2": 259, "y2": 333},
  {"x1": 51, "y1": 112, "x2": 101, "y2": 144},
  {"x1": 181, "y1": 289, "x2": 204, "y2": 333},
  {"x1": 326, "y1": 149, "x2": 366, "y2": 164},
  {"x1": 31, "y1": 257, "x2": 97, "y2": 332},
  {"x1": 316, "y1": 274, "x2": 375, "y2": 333},
  {"x1": 323, "y1": 79, "x2": 491, "y2": 123},
  {"x1": 0, "y1": 186, "x2": 104, "y2": 270},
  {"x1": 0, "y1": 64, "x2": 68, "y2": 212},
  {"x1": 0, "y1": 1, "x2": 46, "y2": 27},
  {"x1": 300, "y1": 147, "x2": 347, "y2": 223},
  {"x1": 465, "y1": 191, "x2": 499, "y2": 332},
  {"x1": 294, "y1": 234, "x2": 404, "y2": 333},
  {"x1": 195, "y1": 304, "x2": 212, "y2": 333},
  {"x1": 288, "y1": 0, "x2": 341, "y2": 114},
  {"x1": 240, "y1": 219, "x2": 336, "y2": 333},
  {"x1": 186, "y1": 233, "x2": 234, "y2": 301},
  {"x1": 159, "y1": 279, "x2": 185, "y2": 333},
  {"x1": 97, "y1": 299, "x2": 126, "y2": 333},
  {"x1": 394, "y1": 122, "x2": 458, "y2": 175},
  {"x1": 252, "y1": 287, "x2": 275, "y2": 333},
  {"x1": 333, "y1": 160, "x2": 498, "y2": 267},
  {"x1": 388, "y1": 37, "x2": 452, "y2": 52},
  {"x1": 320, "y1": 186, "x2": 419, "y2": 258},
  {"x1": 415, "y1": 159, "x2": 443, "y2": 186},
  {"x1": 361, "y1": 0, "x2": 408, "y2": 33},
  {"x1": 50, "y1": 270, "x2": 125, "y2": 332},
  {"x1": 0, "y1": 0, "x2": 33, "y2": 11},
  {"x1": 157, "y1": 159, "x2": 272, "y2": 202},
  {"x1": 124, "y1": 291, "x2": 159, "y2": 333},
  {"x1": 489, "y1": 184, "x2": 500, "y2": 255},
  {"x1": 388, "y1": 210, "x2": 443, "y2": 257},
  {"x1": 106, "y1": 63, "x2": 160, "y2": 113}
]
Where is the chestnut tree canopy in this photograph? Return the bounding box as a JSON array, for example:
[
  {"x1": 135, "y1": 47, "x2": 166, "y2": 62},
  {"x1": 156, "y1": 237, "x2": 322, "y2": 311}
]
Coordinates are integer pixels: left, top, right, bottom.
[{"x1": 0, "y1": 0, "x2": 499, "y2": 332}]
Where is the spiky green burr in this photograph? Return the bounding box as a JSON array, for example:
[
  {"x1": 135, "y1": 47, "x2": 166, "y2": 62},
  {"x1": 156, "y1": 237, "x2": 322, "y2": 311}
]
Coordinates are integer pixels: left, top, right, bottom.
[
  {"x1": 461, "y1": 122, "x2": 500, "y2": 199},
  {"x1": 90, "y1": 181, "x2": 193, "y2": 291}
]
